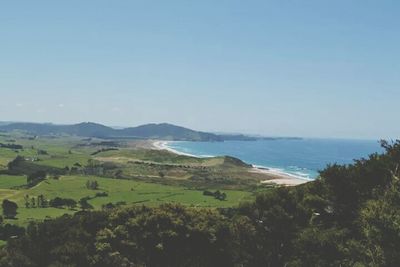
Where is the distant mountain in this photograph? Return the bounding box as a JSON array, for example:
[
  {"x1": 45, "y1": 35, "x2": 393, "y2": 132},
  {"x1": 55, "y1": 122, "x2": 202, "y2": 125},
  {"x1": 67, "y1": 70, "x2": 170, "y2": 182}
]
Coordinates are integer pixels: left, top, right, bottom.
[
  {"x1": 0, "y1": 122, "x2": 303, "y2": 141},
  {"x1": 119, "y1": 123, "x2": 221, "y2": 141},
  {"x1": 61, "y1": 122, "x2": 116, "y2": 137},
  {"x1": 0, "y1": 122, "x2": 222, "y2": 141},
  {"x1": 218, "y1": 134, "x2": 258, "y2": 141},
  {"x1": 0, "y1": 123, "x2": 63, "y2": 135}
]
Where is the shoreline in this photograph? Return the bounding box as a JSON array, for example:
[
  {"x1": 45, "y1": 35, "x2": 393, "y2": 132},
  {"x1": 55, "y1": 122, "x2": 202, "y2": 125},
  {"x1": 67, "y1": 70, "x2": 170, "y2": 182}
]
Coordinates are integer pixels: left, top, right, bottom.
[
  {"x1": 250, "y1": 166, "x2": 310, "y2": 186},
  {"x1": 152, "y1": 140, "x2": 194, "y2": 156},
  {"x1": 151, "y1": 140, "x2": 310, "y2": 186}
]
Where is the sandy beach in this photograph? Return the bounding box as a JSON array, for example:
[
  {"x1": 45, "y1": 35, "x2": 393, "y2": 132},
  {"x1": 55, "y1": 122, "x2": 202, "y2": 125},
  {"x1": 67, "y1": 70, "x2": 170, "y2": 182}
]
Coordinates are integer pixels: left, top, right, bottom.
[
  {"x1": 250, "y1": 167, "x2": 309, "y2": 186},
  {"x1": 151, "y1": 140, "x2": 310, "y2": 186},
  {"x1": 151, "y1": 140, "x2": 191, "y2": 156}
]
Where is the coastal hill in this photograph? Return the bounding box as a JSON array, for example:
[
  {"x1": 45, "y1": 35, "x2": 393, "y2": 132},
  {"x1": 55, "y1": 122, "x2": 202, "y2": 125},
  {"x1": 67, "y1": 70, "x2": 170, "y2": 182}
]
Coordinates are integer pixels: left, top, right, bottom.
[
  {"x1": 0, "y1": 122, "x2": 275, "y2": 141},
  {"x1": 118, "y1": 123, "x2": 220, "y2": 141},
  {"x1": 0, "y1": 122, "x2": 220, "y2": 141},
  {"x1": 0, "y1": 122, "x2": 116, "y2": 138}
]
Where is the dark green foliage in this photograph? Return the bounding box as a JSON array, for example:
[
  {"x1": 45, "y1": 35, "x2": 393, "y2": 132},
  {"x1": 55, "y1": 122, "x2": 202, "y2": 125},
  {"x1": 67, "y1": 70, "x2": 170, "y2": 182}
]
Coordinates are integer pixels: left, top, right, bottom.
[
  {"x1": 90, "y1": 148, "x2": 118, "y2": 155},
  {"x1": 36, "y1": 149, "x2": 48, "y2": 155},
  {"x1": 79, "y1": 197, "x2": 94, "y2": 211},
  {"x1": 36, "y1": 195, "x2": 47, "y2": 208},
  {"x1": 95, "y1": 192, "x2": 108, "y2": 197},
  {"x1": 102, "y1": 202, "x2": 126, "y2": 210},
  {"x1": 3, "y1": 155, "x2": 65, "y2": 177},
  {"x1": 0, "y1": 205, "x2": 234, "y2": 267},
  {"x1": 2, "y1": 200, "x2": 18, "y2": 219},
  {"x1": 0, "y1": 143, "x2": 23, "y2": 150},
  {"x1": 0, "y1": 223, "x2": 25, "y2": 241},
  {"x1": 49, "y1": 197, "x2": 77, "y2": 209},
  {"x1": 203, "y1": 190, "x2": 227, "y2": 200},
  {"x1": 27, "y1": 171, "x2": 46, "y2": 187},
  {"x1": 6, "y1": 156, "x2": 25, "y2": 171},
  {"x1": 102, "y1": 203, "x2": 117, "y2": 210},
  {"x1": 356, "y1": 182, "x2": 400, "y2": 266},
  {"x1": 115, "y1": 169, "x2": 123, "y2": 178},
  {"x1": 203, "y1": 190, "x2": 215, "y2": 196},
  {"x1": 86, "y1": 179, "x2": 99, "y2": 190},
  {"x1": 24, "y1": 195, "x2": 48, "y2": 208}
]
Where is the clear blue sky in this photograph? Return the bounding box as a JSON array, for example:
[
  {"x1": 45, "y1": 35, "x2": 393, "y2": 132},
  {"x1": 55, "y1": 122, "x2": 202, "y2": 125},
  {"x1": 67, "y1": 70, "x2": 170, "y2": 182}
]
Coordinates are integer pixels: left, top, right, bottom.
[{"x1": 0, "y1": 1, "x2": 399, "y2": 139}]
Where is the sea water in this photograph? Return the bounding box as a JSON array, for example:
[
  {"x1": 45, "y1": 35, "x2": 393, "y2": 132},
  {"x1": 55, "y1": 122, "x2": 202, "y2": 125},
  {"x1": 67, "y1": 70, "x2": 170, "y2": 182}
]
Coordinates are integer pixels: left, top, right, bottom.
[{"x1": 165, "y1": 139, "x2": 383, "y2": 180}]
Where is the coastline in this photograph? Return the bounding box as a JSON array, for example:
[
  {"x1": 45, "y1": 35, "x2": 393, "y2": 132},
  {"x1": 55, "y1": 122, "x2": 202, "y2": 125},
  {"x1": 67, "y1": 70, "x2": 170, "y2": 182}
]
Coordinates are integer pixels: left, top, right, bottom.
[
  {"x1": 151, "y1": 140, "x2": 310, "y2": 186},
  {"x1": 250, "y1": 166, "x2": 310, "y2": 186},
  {"x1": 152, "y1": 140, "x2": 194, "y2": 156}
]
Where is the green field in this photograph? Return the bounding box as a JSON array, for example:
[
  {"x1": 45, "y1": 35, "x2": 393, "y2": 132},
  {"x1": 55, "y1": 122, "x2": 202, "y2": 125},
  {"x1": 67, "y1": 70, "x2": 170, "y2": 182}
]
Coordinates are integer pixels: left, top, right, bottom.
[
  {"x1": 3, "y1": 175, "x2": 253, "y2": 225},
  {"x1": 0, "y1": 133, "x2": 270, "y2": 227},
  {"x1": 0, "y1": 175, "x2": 27, "y2": 189}
]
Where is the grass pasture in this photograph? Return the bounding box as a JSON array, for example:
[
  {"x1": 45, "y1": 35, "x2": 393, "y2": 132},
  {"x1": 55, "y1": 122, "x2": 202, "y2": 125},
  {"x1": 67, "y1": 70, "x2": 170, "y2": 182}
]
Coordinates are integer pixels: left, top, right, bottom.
[
  {"x1": 0, "y1": 133, "x2": 267, "y2": 227},
  {"x1": 0, "y1": 175, "x2": 26, "y2": 189},
  {"x1": 3, "y1": 175, "x2": 253, "y2": 225}
]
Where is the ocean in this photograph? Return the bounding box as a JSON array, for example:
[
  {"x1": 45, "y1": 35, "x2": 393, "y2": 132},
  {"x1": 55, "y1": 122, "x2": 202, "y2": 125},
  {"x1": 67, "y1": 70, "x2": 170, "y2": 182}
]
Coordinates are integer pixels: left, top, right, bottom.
[{"x1": 164, "y1": 138, "x2": 384, "y2": 180}]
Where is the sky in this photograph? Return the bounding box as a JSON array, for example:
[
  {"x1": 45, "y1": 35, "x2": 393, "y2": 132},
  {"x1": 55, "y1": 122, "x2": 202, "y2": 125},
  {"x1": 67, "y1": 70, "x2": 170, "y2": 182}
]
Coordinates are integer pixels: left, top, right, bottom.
[{"x1": 0, "y1": 1, "x2": 399, "y2": 139}]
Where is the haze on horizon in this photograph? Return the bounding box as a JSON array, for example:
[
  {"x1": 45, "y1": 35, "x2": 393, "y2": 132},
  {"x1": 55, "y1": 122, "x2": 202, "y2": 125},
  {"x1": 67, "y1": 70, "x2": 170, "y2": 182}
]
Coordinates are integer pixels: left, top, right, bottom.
[{"x1": 0, "y1": 1, "x2": 399, "y2": 140}]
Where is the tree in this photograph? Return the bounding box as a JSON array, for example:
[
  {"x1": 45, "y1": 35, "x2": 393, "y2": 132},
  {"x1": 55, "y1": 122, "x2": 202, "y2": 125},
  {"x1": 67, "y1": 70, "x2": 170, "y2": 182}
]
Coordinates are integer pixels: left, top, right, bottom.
[
  {"x1": 358, "y1": 183, "x2": 400, "y2": 266},
  {"x1": 115, "y1": 170, "x2": 123, "y2": 178},
  {"x1": 203, "y1": 190, "x2": 227, "y2": 201},
  {"x1": 49, "y1": 197, "x2": 77, "y2": 209},
  {"x1": 37, "y1": 194, "x2": 47, "y2": 208},
  {"x1": 2, "y1": 199, "x2": 18, "y2": 219},
  {"x1": 7, "y1": 155, "x2": 25, "y2": 171},
  {"x1": 24, "y1": 194, "x2": 30, "y2": 208},
  {"x1": 86, "y1": 180, "x2": 99, "y2": 190},
  {"x1": 27, "y1": 170, "x2": 47, "y2": 186},
  {"x1": 79, "y1": 197, "x2": 93, "y2": 211},
  {"x1": 30, "y1": 197, "x2": 36, "y2": 208},
  {"x1": 37, "y1": 149, "x2": 48, "y2": 155}
]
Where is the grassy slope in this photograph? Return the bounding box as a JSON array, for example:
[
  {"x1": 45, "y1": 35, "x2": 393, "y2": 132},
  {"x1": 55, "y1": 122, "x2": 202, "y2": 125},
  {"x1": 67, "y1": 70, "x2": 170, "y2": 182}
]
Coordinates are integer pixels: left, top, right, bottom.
[
  {"x1": 94, "y1": 148, "x2": 266, "y2": 186},
  {"x1": 0, "y1": 134, "x2": 92, "y2": 170}
]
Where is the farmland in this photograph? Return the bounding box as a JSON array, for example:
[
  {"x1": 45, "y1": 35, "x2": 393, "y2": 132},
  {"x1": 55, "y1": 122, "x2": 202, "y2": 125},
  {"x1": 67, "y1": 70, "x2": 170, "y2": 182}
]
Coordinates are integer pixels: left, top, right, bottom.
[{"x1": 0, "y1": 131, "x2": 270, "y2": 227}]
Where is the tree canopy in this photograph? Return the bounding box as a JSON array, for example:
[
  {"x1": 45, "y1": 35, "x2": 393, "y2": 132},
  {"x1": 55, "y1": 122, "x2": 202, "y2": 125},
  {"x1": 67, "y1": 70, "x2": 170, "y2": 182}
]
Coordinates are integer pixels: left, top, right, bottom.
[{"x1": 2, "y1": 200, "x2": 18, "y2": 219}]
